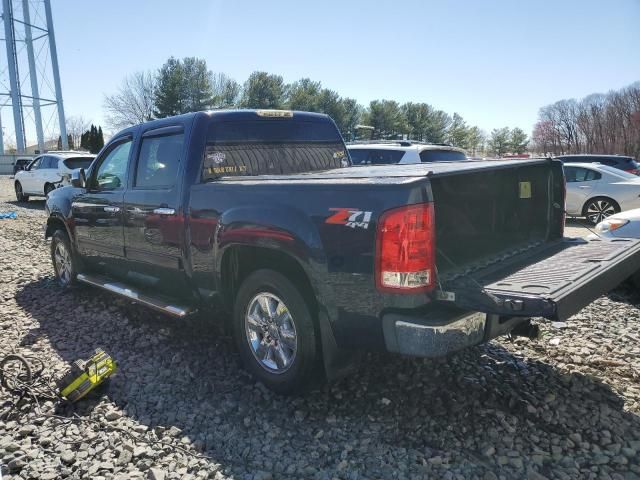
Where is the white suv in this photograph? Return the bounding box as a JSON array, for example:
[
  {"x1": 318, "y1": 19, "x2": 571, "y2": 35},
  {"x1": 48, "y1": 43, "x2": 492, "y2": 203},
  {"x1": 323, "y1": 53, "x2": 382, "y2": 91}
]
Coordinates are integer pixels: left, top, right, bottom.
[
  {"x1": 347, "y1": 141, "x2": 468, "y2": 165},
  {"x1": 14, "y1": 151, "x2": 95, "y2": 202}
]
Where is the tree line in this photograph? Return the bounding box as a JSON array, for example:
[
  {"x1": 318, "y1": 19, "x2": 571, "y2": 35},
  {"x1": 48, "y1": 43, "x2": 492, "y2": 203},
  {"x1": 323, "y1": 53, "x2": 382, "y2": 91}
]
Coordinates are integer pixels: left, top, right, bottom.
[
  {"x1": 532, "y1": 82, "x2": 640, "y2": 158},
  {"x1": 104, "y1": 56, "x2": 528, "y2": 156}
]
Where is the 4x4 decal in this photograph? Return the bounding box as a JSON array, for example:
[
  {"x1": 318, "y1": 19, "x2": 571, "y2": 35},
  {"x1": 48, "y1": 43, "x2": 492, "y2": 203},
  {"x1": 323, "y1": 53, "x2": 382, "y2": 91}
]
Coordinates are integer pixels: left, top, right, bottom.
[{"x1": 325, "y1": 208, "x2": 373, "y2": 229}]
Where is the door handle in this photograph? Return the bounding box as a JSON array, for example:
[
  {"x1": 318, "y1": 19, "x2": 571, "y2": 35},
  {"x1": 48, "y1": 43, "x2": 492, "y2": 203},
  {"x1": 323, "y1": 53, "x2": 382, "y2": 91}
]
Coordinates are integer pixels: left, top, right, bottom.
[
  {"x1": 103, "y1": 206, "x2": 120, "y2": 213},
  {"x1": 153, "y1": 208, "x2": 176, "y2": 216},
  {"x1": 578, "y1": 186, "x2": 592, "y2": 189}
]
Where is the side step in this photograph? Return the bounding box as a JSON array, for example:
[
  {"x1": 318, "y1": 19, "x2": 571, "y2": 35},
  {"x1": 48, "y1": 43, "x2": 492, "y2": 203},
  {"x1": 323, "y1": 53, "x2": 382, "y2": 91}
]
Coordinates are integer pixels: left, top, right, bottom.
[{"x1": 76, "y1": 273, "x2": 195, "y2": 318}]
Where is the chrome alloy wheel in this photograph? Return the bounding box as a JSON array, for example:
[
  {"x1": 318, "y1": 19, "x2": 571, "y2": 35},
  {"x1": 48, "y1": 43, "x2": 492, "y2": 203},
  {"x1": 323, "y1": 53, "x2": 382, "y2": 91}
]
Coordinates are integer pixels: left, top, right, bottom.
[
  {"x1": 53, "y1": 241, "x2": 72, "y2": 285},
  {"x1": 245, "y1": 292, "x2": 298, "y2": 374},
  {"x1": 586, "y1": 199, "x2": 616, "y2": 224}
]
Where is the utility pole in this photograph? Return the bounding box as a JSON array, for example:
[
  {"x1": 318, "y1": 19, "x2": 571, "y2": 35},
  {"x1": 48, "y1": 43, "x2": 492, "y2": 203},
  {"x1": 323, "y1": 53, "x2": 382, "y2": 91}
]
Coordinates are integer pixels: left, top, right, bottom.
[
  {"x1": 23, "y1": 0, "x2": 44, "y2": 152},
  {"x1": 44, "y1": 0, "x2": 68, "y2": 149},
  {"x1": 2, "y1": 0, "x2": 25, "y2": 153}
]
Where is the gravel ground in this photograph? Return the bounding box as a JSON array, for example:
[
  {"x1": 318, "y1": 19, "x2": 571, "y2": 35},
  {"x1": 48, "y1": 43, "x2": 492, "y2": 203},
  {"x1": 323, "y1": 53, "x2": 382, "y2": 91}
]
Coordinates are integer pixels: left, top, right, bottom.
[{"x1": 0, "y1": 175, "x2": 639, "y2": 480}]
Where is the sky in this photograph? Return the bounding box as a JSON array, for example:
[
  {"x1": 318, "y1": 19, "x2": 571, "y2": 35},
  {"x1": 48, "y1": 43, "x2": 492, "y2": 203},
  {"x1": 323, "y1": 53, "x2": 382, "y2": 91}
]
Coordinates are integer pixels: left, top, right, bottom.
[{"x1": 17, "y1": 0, "x2": 640, "y2": 141}]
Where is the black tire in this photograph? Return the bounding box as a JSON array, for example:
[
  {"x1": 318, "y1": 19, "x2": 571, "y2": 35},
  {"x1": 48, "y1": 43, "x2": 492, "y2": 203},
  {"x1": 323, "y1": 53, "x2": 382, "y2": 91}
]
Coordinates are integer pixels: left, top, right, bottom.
[
  {"x1": 233, "y1": 269, "x2": 322, "y2": 394},
  {"x1": 14, "y1": 181, "x2": 29, "y2": 202},
  {"x1": 50, "y1": 229, "x2": 78, "y2": 287},
  {"x1": 582, "y1": 197, "x2": 620, "y2": 225},
  {"x1": 44, "y1": 183, "x2": 55, "y2": 196}
]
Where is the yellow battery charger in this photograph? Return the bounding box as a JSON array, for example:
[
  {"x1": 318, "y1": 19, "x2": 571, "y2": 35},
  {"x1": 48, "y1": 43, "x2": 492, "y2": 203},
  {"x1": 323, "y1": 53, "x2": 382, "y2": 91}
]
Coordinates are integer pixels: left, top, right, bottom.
[{"x1": 58, "y1": 348, "x2": 116, "y2": 402}]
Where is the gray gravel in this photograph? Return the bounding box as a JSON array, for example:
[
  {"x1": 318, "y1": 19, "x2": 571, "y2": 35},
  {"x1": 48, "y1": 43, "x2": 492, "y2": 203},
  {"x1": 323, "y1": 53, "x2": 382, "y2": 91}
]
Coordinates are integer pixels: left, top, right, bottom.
[{"x1": 0, "y1": 175, "x2": 639, "y2": 480}]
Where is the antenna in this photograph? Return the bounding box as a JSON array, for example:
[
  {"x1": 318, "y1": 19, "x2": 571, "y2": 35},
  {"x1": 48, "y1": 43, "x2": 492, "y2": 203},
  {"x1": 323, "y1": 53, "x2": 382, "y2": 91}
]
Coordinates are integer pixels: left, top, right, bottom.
[{"x1": 0, "y1": 0, "x2": 67, "y2": 154}]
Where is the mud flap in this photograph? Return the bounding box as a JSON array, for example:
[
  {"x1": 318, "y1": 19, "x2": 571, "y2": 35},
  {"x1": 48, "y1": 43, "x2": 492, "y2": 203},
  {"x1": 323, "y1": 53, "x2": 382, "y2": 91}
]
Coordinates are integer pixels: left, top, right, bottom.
[{"x1": 441, "y1": 237, "x2": 640, "y2": 321}]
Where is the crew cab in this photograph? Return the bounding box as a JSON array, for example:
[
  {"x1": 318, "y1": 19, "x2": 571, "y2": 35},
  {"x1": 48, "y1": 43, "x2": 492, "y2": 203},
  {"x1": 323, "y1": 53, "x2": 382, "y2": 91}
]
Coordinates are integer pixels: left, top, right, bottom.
[{"x1": 45, "y1": 109, "x2": 640, "y2": 393}]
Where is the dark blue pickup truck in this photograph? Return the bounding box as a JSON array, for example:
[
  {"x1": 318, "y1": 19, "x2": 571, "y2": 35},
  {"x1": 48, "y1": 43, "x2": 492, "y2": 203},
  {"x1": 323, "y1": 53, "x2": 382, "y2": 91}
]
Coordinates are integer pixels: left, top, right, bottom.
[{"x1": 44, "y1": 109, "x2": 640, "y2": 393}]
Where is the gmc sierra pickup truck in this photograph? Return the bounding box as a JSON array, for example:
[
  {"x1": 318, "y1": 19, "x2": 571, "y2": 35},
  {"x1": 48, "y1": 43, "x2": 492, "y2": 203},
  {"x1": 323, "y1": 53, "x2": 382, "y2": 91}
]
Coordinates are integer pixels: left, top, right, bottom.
[{"x1": 44, "y1": 109, "x2": 640, "y2": 393}]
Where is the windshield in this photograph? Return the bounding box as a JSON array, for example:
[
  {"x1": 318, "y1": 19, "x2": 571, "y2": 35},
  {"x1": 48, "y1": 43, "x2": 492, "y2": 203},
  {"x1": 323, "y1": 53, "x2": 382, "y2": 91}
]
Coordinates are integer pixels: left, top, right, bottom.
[
  {"x1": 64, "y1": 157, "x2": 95, "y2": 170},
  {"x1": 419, "y1": 150, "x2": 467, "y2": 162},
  {"x1": 203, "y1": 118, "x2": 347, "y2": 179}
]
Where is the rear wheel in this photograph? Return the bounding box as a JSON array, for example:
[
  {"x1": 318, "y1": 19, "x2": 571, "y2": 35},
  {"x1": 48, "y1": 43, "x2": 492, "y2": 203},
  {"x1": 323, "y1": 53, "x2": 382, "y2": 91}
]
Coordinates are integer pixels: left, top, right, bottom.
[
  {"x1": 233, "y1": 269, "x2": 322, "y2": 394},
  {"x1": 583, "y1": 197, "x2": 620, "y2": 225},
  {"x1": 51, "y1": 230, "x2": 78, "y2": 287},
  {"x1": 15, "y1": 181, "x2": 29, "y2": 202}
]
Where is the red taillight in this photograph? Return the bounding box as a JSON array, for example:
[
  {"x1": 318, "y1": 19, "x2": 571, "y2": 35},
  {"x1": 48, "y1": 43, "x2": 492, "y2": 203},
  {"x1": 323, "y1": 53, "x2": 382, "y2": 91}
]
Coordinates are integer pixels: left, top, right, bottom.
[
  {"x1": 626, "y1": 169, "x2": 640, "y2": 176},
  {"x1": 376, "y1": 203, "x2": 435, "y2": 293}
]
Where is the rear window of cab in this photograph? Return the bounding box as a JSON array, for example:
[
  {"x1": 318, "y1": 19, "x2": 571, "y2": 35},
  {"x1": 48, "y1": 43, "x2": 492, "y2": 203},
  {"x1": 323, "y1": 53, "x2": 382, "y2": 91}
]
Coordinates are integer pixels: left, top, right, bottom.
[{"x1": 203, "y1": 118, "x2": 347, "y2": 179}]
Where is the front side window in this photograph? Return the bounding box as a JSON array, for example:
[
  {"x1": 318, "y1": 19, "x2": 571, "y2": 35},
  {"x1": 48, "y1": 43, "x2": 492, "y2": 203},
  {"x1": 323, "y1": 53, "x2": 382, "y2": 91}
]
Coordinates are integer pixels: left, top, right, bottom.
[
  {"x1": 28, "y1": 158, "x2": 42, "y2": 170},
  {"x1": 135, "y1": 133, "x2": 184, "y2": 188},
  {"x1": 93, "y1": 139, "x2": 132, "y2": 191},
  {"x1": 37, "y1": 157, "x2": 50, "y2": 169}
]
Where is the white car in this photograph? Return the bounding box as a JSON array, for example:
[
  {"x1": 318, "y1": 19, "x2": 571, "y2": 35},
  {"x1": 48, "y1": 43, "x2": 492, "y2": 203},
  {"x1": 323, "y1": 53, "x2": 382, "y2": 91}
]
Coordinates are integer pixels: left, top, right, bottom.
[
  {"x1": 14, "y1": 152, "x2": 95, "y2": 202},
  {"x1": 347, "y1": 141, "x2": 467, "y2": 165},
  {"x1": 565, "y1": 162, "x2": 640, "y2": 225}
]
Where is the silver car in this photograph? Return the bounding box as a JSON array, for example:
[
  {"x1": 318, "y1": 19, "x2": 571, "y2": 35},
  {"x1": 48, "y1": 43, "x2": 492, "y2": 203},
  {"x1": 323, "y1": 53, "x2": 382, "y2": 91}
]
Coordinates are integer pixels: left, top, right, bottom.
[{"x1": 565, "y1": 162, "x2": 640, "y2": 224}]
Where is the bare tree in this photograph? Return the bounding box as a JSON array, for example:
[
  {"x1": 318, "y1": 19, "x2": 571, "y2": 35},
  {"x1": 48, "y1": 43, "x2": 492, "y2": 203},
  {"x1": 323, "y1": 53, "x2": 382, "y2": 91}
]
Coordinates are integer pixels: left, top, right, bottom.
[
  {"x1": 211, "y1": 72, "x2": 240, "y2": 109},
  {"x1": 103, "y1": 71, "x2": 156, "y2": 130},
  {"x1": 66, "y1": 115, "x2": 91, "y2": 150},
  {"x1": 533, "y1": 82, "x2": 640, "y2": 158}
]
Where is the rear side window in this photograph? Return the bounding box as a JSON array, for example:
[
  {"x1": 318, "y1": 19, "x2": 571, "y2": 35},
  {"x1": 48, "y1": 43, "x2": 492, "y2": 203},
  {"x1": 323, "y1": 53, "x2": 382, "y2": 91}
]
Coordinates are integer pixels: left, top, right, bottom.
[
  {"x1": 135, "y1": 133, "x2": 184, "y2": 188},
  {"x1": 565, "y1": 167, "x2": 601, "y2": 182},
  {"x1": 64, "y1": 157, "x2": 94, "y2": 170},
  {"x1": 419, "y1": 150, "x2": 467, "y2": 162},
  {"x1": 349, "y1": 149, "x2": 405, "y2": 165},
  {"x1": 203, "y1": 118, "x2": 346, "y2": 180}
]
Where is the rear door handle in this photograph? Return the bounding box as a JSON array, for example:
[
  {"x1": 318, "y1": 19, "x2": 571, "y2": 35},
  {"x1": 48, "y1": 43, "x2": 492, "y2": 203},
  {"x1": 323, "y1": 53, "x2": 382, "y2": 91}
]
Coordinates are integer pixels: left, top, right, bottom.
[
  {"x1": 578, "y1": 186, "x2": 592, "y2": 189},
  {"x1": 103, "y1": 206, "x2": 120, "y2": 213},
  {"x1": 153, "y1": 208, "x2": 176, "y2": 216}
]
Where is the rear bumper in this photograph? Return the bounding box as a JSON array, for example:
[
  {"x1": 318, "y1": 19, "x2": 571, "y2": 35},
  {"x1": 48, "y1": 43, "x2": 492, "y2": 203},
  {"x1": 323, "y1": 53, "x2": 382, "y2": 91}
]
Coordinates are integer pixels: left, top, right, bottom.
[{"x1": 382, "y1": 307, "x2": 528, "y2": 357}]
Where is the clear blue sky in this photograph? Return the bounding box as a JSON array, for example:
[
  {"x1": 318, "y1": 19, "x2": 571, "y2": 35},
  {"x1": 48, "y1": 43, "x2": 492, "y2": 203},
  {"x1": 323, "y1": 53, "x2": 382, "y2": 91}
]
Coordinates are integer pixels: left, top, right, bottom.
[{"x1": 53, "y1": 0, "x2": 640, "y2": 135}]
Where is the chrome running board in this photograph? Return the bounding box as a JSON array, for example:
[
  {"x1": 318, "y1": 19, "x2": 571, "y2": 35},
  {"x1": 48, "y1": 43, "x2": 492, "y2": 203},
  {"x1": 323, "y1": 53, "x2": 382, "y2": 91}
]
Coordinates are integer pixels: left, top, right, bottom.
[{"x1": 76, "y1": 273, "x2": 194, "y2": 318}]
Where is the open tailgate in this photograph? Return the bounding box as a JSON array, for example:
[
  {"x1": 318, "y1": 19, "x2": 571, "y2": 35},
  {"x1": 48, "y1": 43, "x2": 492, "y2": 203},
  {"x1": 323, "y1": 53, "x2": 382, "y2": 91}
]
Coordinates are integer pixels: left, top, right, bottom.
[{"x1": 440, "y1": 237, "x2": 640, "y2": 321}]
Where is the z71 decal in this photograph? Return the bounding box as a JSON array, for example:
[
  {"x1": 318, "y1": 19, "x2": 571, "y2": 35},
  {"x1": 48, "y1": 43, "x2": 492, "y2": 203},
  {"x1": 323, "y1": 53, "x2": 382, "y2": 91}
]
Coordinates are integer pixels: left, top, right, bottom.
[{"x1": 326, "y1": 208, "x2": 373, "y2": 229}]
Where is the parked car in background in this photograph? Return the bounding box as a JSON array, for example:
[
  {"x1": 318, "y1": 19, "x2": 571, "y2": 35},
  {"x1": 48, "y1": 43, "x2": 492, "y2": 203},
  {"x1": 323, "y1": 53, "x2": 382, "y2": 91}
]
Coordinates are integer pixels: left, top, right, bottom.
[
  {"x1": 592, "y1": 209, "x2": 640, "y2": 239},
  {"x1": 564, "y1": 162, "x2": 640, "y2": 224},
  {"x1": 347, "y1": 141, "x2": 467, "y2": 165},
  {"x1": 557, "y1": 154, "x2": 640, "y2": 175},
  {"x1": 12, "y1": 157, "x2": 33, "y2": 175},
  {"x1": 14, "y1": 151, "x2": 95, "y2": 201}
]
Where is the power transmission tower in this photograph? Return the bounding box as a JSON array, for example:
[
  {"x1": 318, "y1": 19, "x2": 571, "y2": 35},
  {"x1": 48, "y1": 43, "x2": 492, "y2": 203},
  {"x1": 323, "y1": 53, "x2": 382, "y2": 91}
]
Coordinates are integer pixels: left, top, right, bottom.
[{"x1": 0, "y1": 0, "x2": 67, "y2": 154}]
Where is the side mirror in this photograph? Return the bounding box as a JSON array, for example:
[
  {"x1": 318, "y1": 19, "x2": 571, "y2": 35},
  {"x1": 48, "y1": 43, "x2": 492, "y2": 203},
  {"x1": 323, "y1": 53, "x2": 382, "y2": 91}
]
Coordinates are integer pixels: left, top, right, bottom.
[{"x1": 71, "y1": 168, "x2": 86, "y2": 188}]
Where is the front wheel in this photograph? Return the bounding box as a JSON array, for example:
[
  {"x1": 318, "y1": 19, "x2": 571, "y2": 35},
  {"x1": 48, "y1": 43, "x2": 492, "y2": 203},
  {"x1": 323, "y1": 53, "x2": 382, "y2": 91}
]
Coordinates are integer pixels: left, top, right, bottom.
[
  {"x1": 233, "y1": 269, "x2": 322, "y2": 394},
  {"x1": 15, "y1": 182, "x2": 29, "y2": 202},
  {"x1": 583, "y1": 197, "x2": 620, "y2": 225},
  {"x1": 44, "y1": 183, "x2": 56, "y2": 196},
  {"x1": 51, "y1": 230, "x2": 78, "y2": 287}
]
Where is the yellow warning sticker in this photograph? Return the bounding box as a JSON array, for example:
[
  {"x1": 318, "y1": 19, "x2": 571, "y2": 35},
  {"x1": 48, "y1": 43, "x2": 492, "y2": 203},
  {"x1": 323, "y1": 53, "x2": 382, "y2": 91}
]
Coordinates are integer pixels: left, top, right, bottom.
[{"x1": 519, "y1": 181, "x2": 532, "y2": 199}]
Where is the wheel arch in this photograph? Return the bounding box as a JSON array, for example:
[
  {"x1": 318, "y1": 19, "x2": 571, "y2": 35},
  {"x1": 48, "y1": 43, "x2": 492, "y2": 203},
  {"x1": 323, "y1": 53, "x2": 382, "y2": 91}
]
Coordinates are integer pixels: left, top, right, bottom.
[
  {"x1": 45, "y1": 214, "x2": 74, "y2": 242},
  {"x1": 219, "y1": 245, "x2": 318, "y2": 319}
]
